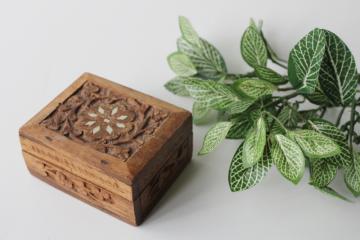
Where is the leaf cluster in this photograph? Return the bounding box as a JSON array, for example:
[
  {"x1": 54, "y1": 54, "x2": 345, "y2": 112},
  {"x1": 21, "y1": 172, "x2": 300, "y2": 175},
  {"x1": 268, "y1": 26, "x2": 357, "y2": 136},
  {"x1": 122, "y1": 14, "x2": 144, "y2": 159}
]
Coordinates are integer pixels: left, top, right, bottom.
[{"x1": 165, "y1": 16, "x2": 360, "y2": 201}]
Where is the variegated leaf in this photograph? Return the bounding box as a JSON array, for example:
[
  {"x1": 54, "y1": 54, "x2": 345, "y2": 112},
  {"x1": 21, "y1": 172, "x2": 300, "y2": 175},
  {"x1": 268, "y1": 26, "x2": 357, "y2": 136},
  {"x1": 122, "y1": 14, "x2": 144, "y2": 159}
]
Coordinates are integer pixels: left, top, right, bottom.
[
  {"x1": 192, "y1": 101, "x2": 210, "y2": 125},
  {"x1": 184, "y1": 78, "x2": 243, "y2": 111},
  {"x1": 198, "y1": 121, "x2": 233, "y2": 155},
  {"x1": 345, "y1": 154, "x2": 360, "y2": 197},
  {"x1": 233, "y1": 78, "x2": 276, "y2": 99},
  {"x1": 241, "y1": 26, "x2": 267, "y2": 68},
  {"x1": 242, "y1": 117, "x2": 267, "y2": 168},
  {"x1": 255, "y1": 65, "x2": 287, "y2": 84},
  {"x1": 310, "y1": 184, "x2": 351, "y2": 202},
  {"x1": 317, "y1": 30, "x2": 358, "y2": 106},
  {"x1": 271, "y1": 105, "x2": 300, "y2": 135},
  {"x1": 310, "y1": 159, "x2": 337, "y2": 187},
  {"x1": 226, "y1": 118, "x2": 252, "y2": 139},
  {"x1": 290, "y1": 130, "x2": 341, "y2": 159},
  {"x1": 288, "y1": 28, "x2": 326, "y2": 93},
  {"x1": 177, "y1": 37, "x2": 227, "y2": 80},
  {"x1": 225, "y1": 98, "x2": 255, "y2": 115},
  {"x1": 229, "y1": 143, "x2": 272, "y2": 192},
  {"x1": 273, "y1": 135, "x2": 305, "y2": 184},
  {"x1": 164, "y1": 77, "x2": 190, "y2": 96},
  {"x1": 178, "y1": 16, "x2": 201, "y2": 47},
  {"x1": 306, "y1": 119, "x2": 352, "y2": 167},
  {"x1": 167, "y1": 52, "x2": 197, "y2": 77}
]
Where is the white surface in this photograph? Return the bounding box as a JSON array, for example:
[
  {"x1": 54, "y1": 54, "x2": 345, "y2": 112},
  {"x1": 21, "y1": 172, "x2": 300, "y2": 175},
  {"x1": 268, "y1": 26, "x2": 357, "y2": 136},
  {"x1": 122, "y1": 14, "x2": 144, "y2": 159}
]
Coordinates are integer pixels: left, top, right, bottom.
[{"x1": 1, "y1": 0, "x2": 360, "y2": 239}]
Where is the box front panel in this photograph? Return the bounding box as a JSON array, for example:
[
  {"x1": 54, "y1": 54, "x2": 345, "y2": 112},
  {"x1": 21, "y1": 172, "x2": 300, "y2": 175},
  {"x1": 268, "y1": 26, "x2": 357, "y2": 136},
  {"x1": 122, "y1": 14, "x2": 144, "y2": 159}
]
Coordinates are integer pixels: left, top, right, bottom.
[{"x1": 23, "y1": 151, "x2": 139, "y2": 225}]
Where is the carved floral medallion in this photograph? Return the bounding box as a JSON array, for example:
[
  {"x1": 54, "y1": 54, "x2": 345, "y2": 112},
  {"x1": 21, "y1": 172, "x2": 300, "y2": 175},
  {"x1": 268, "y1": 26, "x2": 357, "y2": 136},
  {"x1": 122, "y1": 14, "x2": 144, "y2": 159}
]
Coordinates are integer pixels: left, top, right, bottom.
[{"x1": 41, "y1": 82, "x2": 168, "y2": 161}]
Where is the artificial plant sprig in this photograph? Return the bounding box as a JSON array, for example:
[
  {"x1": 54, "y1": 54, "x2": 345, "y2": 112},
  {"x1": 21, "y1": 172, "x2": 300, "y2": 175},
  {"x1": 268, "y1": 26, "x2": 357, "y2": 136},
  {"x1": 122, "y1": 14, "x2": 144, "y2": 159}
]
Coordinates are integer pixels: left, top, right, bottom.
[{"x1": 165, "y1": 16, "x2": 360, "y2": 200}]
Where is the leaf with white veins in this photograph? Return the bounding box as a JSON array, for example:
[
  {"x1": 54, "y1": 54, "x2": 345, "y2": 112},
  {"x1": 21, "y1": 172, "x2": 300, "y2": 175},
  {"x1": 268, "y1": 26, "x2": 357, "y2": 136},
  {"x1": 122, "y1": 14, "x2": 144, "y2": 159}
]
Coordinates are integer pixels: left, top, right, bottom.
[
  {"x1": 242, "y1": 117, "x2": 267, "y2": 168},
  {"x1": 229, "y1": 143, "x2": 272, "y2": 192},
  {"x1": 198, "y1": 121, "x2": 233, "y2": 155},
  {"x1": 273, "y1": 135, "x2": 305, "y2": 184},
  {"x1": 290, "y1": 130, "x2": 341, "y2": 159},
  {"x1": 167, "y1": 52, "x2": 197, "y2": 77},
  {"x1": 310, "y1": 159, "x2": 337, "y2": 187},
  {"x1": 288, "y1": 28, "x2": 326, "y2": 93},
  {"x1": 233, "y1": 78, "x2": 276, "y2": 99},
  {"x1": 318, "y1": 29, "x2": 358, "y2": 106},
  {"x1": 164, "y1": 77, "x2": 190, "y2": 96}
]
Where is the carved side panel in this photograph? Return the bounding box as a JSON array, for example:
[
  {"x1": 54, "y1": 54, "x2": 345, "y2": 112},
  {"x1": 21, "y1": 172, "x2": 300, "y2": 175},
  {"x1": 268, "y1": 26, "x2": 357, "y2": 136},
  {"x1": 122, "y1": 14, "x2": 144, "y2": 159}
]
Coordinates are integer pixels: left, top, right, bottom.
[{"x1": 140, "y1": 135, "x2": 192, "y2": 215}]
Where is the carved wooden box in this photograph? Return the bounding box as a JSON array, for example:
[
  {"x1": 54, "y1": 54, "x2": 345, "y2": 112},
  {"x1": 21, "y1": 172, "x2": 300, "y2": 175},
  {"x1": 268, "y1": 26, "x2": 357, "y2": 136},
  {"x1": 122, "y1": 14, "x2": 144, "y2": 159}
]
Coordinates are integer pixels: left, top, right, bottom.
[{"x1": 19, "y1": 73, "x2": 192, "y2": 225}]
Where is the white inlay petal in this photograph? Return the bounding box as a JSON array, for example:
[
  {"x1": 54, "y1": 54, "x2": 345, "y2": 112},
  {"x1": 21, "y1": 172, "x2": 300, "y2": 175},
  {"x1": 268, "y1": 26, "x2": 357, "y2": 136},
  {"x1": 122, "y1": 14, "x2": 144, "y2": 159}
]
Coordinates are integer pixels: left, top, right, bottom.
[
  {"x1": 103, "y1": 119, "x2": 110, "y2": 123},
  {"x1": 85, "y1": 120, "x2": 96, "y2": 126},
  {"x1": 88, "y1": 113, "x2": 97, "y2": 118},
  {"x1": 117, "y1": 115, "x2": 128, "y2": 120},
  {"x1": 116, "y1": 123, "x2": 125, "y2": 128},
  {"x1": 111, "y1": 107, "x2": 118, "y2": 115},
  {"x1": 92, "y1": 125, "x2": 101, "y2": 134},
  {"x1": 106, "y1": 125, "x2": 113, "y2": 134},
  {"x1": 98, "y1": 106, "x2": 105, "y2": 114}
]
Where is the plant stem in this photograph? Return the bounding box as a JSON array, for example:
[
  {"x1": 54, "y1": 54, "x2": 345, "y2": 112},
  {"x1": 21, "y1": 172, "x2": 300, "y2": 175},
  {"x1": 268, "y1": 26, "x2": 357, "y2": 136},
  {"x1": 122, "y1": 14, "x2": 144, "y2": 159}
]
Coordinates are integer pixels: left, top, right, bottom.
[
  {"x1": 319, "y1": 107, "x2": 327, "y2": 118},
  {"x1": 264, "y1": 91, "x2": 299, "y2": 108},
  {"x1": 270, "y1": 59, "x2": 288, "y2": 69},
  {"x1": 226, "y1": 72, "x2": 256, "y2": 80},
  {"x1": 278, "y1": 86, "x2": 294, "y2": 91},
  {"x1": 336, "y1": 106, "x2": 346, "y2": 127},
  {"x1": 349, "y1": 99, "x2": 356, "y2": 155}
]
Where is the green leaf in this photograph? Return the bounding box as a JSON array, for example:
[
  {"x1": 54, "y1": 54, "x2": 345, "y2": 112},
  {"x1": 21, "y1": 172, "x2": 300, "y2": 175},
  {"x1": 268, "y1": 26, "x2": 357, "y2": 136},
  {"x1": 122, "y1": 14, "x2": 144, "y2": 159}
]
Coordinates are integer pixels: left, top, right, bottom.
[
  {"x1": 345, "y1": 154, "x2": 360, "y2": 197},
  {"x1": 255, "y1": 65, "x2": 287, "y2": 84},
  {"x1": 288, "y1": 28, "x2": 326, "y2": 93},
  {"x1": 226, "y1": 118, "x2": 252, "y2": 139},
  {"x1": 192, "y1": 101, "x2": 211, "y2": 125},
  {"x1": 306, "y1": 119, "x2": 352, "y2": 167},
  {"x1": 177, "y1": 37, "x2": 227, "y2": 80},
  {"x1": 178, "y1": 16, "x2": 201, "y2": 47},
  {"x1": 184, "y1": 78, "x2": 242, "y2": 110},
  {"x1": 167, "y1": 52, "x2": 197, "y2": 77},
  {"x1": 233, "y1": 78, "x2": 276, "y2": 99},
  {"x1": 304, "y1": 85, "x2": 336, "y2": 106},
  {"x1": 273, "y1": 135, "x2": 305, "y2": 184},
  {"x1": 289, "y1": 130, "x2": 341, "y2": 159},
  {"x1": 310, "y1": 184, "x2": 352, "y2": 202},
  {"x1": 229, "y1": 143, "x2": 272, "y2": 192},
  {"x1": 225, "y1": 98, "x2": 255, "y2": 115},
  {"x1": 198, "y1": 121, "x2": 233, "y2": 155},
  {"x1": 310, "y1": 159, "x2": 337, "y2": 187},
  {"x1": 271, "y1": 105, "x2": 300, "y2": 135},
  {"x1": 317, "y1": 29, "x2": 358, "y2": 106},
  {"x1": 242, "y1": 117, "x2": 267, "y2": 168},
  {"x1": 241, "y1": 26, "x2": 267, "y2": 68},
  {"x1": 164, "y1": 77, "x2": 190, "y2": 96}
]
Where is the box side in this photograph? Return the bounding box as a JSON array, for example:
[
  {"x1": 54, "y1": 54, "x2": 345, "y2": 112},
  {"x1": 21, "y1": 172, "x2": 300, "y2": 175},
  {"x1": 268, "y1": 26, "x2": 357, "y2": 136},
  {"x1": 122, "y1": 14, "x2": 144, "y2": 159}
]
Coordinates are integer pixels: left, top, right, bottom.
[
  {"x1": 131, "y1": 112, "x2": 192, "y2": 197},
  {"x1": 22, "y1": 151, "x2": 140, "y2": 225},
  {"x1": 137, "y1": 134, "x2": 192, "y2": 223}
]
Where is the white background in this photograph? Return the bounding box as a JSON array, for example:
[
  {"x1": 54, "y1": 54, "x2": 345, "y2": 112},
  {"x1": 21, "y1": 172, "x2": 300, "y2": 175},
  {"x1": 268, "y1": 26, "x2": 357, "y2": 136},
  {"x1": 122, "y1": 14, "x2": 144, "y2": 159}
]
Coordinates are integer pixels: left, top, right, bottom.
[{"x1": 1, "y1": 0, "x2": 360, "y2": 239}]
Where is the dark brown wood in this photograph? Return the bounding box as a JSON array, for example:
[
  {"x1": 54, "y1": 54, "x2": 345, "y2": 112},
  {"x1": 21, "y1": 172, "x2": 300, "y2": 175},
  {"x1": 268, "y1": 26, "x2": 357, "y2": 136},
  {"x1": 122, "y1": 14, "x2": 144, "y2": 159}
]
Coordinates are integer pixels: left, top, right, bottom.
[{"x1": 19, "y1": 73, "x2": 192, "y2": 225}]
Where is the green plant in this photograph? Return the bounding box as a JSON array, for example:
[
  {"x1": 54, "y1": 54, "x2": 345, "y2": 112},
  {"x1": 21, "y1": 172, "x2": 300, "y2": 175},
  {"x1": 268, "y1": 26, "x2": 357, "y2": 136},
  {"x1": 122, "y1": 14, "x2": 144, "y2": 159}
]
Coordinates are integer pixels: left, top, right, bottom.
[{"x1": 165, "y1": 16, "x2": 360, "y2": 200}]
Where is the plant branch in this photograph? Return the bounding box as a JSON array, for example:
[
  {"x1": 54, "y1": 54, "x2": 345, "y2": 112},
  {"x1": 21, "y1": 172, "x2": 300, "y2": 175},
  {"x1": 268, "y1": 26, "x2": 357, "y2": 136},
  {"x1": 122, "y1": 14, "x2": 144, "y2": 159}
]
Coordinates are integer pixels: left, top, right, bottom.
[
  {"x1": 278, "y1": 86, "x2": 294, "y2": 91},
  {"x1": 336, "y1": 106, "x2": 346, "y2": 127},
  {"x1": 264, "y1": 91, "x2": 299, "y2": 108},
  {"x1": 349, "y1": 99, "x2": 356, "y2": 155},
  {"x1": 270, "y1": 59, "x2": 288, "y2": 69}
]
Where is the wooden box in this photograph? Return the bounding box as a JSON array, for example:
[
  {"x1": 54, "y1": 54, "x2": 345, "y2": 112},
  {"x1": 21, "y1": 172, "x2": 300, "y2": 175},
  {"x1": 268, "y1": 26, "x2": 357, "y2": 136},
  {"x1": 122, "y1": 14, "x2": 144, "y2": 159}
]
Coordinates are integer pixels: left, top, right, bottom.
[{"x1": 19, "y1": 73, "x2": 192, "y2": 225}]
